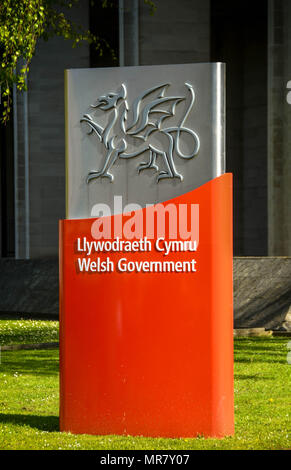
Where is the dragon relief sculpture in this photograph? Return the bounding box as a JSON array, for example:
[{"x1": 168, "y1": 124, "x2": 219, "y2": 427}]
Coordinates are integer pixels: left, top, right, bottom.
[{"x1": 80, "y1": 82, "x2": 200, "y2": 183}]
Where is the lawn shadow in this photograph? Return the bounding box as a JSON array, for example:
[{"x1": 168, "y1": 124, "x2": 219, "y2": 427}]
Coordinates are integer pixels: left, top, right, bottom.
[
  {"x1": 234, "y1": 356, "x2": 286, "y2": 364},
  {"x1": 234, "y1": 374, "x2": 273, "y2": 381},
  {"x1": 0, "y1": 413, "x2": 59, "y2": 432},
  {"x1": 1, "y1": 350, "x2": 59, "y2": 376},
  {"x1": 234, "y1": 340, "x2": 287, "y2": 364}
]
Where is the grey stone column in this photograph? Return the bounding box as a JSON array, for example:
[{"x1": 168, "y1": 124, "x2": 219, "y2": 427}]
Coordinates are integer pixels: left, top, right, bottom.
[
  {"x1": 13, "y1": 88, "x2": 29, "y2": 259},
  {"x1": 123, "y1": 0, "x2": 139, "y2": 66},
  {"x1": 268, "y1": 0, "x2": 291, "y2": 255},
  {"x1": 26, "y1": 2, "x2": 90, "y2": 258}
]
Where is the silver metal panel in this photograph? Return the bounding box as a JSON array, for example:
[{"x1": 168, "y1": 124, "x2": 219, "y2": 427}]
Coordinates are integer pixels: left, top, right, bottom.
[{"x1": 65, "y1": 63, "x2": 225, "y2": 219}]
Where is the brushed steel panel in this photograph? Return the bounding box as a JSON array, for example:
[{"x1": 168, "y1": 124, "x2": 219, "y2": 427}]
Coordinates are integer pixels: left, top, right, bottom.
[{"x1": 65, "y1": 63, "x2": 225, "y2": 218}]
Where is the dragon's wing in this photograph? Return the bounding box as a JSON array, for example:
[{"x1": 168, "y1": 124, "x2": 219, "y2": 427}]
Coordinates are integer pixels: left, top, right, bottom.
[{"x1": 126, "y1": 84, "x2": 184, "y2": 141}]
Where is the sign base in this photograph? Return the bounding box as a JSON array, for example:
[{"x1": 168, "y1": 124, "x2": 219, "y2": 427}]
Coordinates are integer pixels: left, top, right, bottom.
[{"x1": 59, "y1": 174, "x2": 234, "y2": 438}]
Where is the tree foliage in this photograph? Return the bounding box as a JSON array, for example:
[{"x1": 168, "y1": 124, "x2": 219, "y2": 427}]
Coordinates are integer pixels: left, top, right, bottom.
[
  {"x1": 0, "y1": 0, "x2": 96, "y2": 122},
  {"x1": 0, "y1": 0, "x2": 157, "y2": 123}
]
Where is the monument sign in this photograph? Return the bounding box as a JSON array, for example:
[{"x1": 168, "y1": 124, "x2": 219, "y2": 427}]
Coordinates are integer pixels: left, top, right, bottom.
[{"x1": 59, "y1": 63, "x2": 234, "y2": 438}]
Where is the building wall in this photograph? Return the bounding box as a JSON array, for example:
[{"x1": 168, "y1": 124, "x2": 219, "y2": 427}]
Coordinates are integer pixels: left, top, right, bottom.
[
  {"x1": 11, "y1": 0, "x2": 290, "y2": 258},
  {"x1": 1, "y1": 257, "x2": 290, "y2": 331},
  {"x1": 139, "y1": 0, "x2": 210, "y2": 65},
  {"x1": 17, "y1": 0, "x2": 211, "y2": 259},
  {"x1": 268, "y1": 0, "x2": 291, "y2": 255},
  {"x1": 140, "y1": 0, "x2": 269, "y2": 256},
  {"x1": 15, "y1": 2, "x2": 90, "y2": 258},
  {"x1": 211, "y1": 1, "x2": 268, "y2": 256},
  {"x1": 14, "y1": 85, "x2": 28, "y2": 259}
]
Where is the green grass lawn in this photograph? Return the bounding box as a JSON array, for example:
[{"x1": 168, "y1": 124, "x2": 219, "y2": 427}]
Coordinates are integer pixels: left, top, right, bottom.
[
  {"x1": 0, "y1": 319, "x2": 59, "y2": 346},
  {"x1": 0, "y1": 333, "x2": 290, "y2": 449}
]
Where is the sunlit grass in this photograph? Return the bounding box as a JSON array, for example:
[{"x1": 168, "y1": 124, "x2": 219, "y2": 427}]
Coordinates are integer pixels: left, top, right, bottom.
[
  {"x1": 0, "y1": 337, "x2": 290, "y2": 449},
  {"x1": 0, "y1": 320, "x2": 59, "y2": 346}
]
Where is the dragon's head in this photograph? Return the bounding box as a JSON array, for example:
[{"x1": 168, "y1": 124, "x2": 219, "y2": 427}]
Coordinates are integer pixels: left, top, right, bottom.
[{"x1": 91, "y1": 84, "x2": 127, "y2": 111}]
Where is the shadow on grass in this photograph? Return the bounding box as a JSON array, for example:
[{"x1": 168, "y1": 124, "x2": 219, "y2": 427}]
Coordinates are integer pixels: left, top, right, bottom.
[
  {"x1": 234, "y1": 338, "x2": 287, "y2": 364},
  {"x1": 234, "y1": 356, "x2": 286, "y2": 365},
  {"x1": 234, "y1": 337, "x2": 287, "y2": 351},
  {"x1": 0, "y1": 413, "x2": 59, "y2": 432},
  {"x1": 1, "y1": 350, "x2": 59, "y2": 376},
  {"x1": 234, "y1": 374, "x2": 273, "y2": 381}
]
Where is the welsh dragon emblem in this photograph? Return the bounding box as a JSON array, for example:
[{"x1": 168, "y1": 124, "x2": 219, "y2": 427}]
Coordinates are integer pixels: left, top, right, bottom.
[{"x1": 81, "y1": 82, "x2": 200, "y2": 183}]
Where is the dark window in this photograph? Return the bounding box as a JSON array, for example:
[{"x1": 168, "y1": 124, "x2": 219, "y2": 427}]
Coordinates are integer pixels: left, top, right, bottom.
[
  {"x1": 0, "y1": 95, "x2": 15, "y2": 257},
  {"x1": 90, "y1": 1, "x2": 119, "y2": 68},
  {"x1": 211, "y1": 0, "x2": 268, "y2": 256}
]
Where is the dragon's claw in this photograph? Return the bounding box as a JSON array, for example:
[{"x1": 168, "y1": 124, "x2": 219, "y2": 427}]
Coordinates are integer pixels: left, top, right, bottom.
[
  {"x1": 86, "y1": 171, "x2": 100, "y2": 183},
  {"x1": 156, "y1": 171, "x2": 183, "y2": 183},
  {"x1": 86, "y1": 171, "x2": 114, "y2": 183},
  {"x1": 137, "y1": 161, "x2": 159, "y2": 173},
  {"x1": 174, "y1": 173, "x2": 183, "y2": 182}
]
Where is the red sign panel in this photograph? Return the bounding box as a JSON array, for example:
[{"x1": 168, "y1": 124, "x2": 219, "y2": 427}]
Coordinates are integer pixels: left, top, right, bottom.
[{"x1": 59, "y1": 174, "x2": 234, "y2": 438}]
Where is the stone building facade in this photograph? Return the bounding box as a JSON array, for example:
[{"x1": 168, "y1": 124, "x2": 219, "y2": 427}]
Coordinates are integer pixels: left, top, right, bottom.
[{"x1": 0, "y1": 0, "x2": 290, "y2": 259}]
